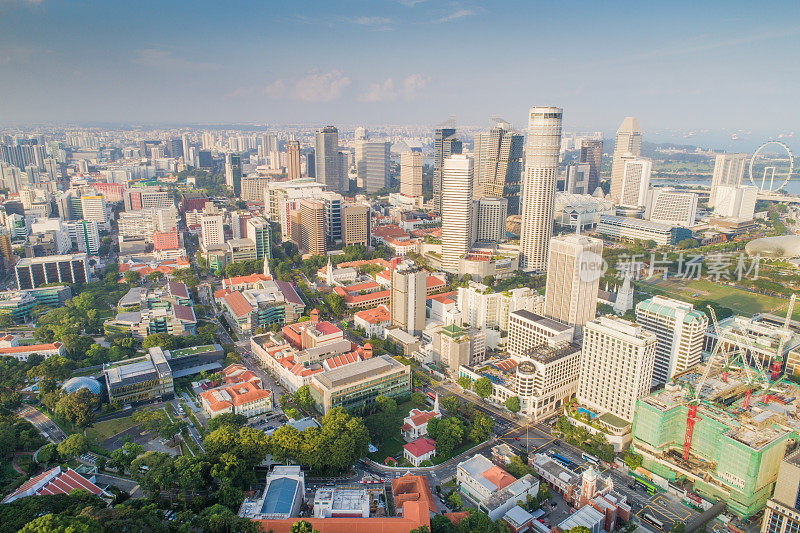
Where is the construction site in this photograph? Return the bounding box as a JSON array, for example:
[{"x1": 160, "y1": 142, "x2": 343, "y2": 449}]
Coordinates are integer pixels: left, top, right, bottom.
[{"x1": 631, "y1": 301, "x2": 800, "y2": 519}]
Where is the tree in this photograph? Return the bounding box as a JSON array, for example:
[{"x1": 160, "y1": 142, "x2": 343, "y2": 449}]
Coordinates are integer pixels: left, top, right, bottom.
[
  {"x1": 427, "y1": 417, "x2": 464, "y2": 458},
  {"x1": 469, "y1": 413, "x2": 493, "y2": 443},
  {"x1": 20, "y1": 513, "x2": 101, "y2": 533},
  {"x1": 410, "y1": 391, "x2": 427, "y2": 407},
  {"x1": 569, "y1": 527, "x2": 591, "y2": 533},
  {"x1": 207, "y1": 413, "x2": 248, "y2": 432},
  {"x1": 623, "y1": 450, "x2": 642, "y2": 470},
  {"x1": 473, "y1": 377, "x2": 493, "y2": 400},
  {"x1": 290, "y1": 520, "x2": 320, "y2": 533},
  {"x1": 430, "y1": 514, "x2": 457, "y2": 533},
  {"x1": 57, "y1": 434, "x2": 89, "y2": 459},
  {"x1": 446, "y1": 491, "x2": 462, "y2": 510},
  {"x1": 504, "y1": 396, "x2": 521, "y2": 413},
  {"x1": 54, "y1": 389, "x2": 98, "y2": 429},
  {"x1": 456, "y1": 376, "x2": 472, "y2": 390},
  {"x1": 293, "y1": 385, "x2": 314, "y2": 411},
  {"x1": 441, "y1": 395, "x2": 460, "y2": 415},
  {"x1": 123, "y1": 271, "x2": 141, "y2": 285}
]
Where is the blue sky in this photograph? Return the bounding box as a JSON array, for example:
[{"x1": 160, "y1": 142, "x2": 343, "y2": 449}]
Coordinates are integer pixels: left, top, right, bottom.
[{"x1": 1, "y1": 0, "x2": 800, "y2": 136}]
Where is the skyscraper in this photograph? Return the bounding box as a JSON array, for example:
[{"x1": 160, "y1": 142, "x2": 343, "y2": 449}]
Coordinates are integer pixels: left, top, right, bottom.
[
  {"x1": 286, "y1": 140, "x2": 301, "y2": 180},
  {"x1": 433, "y1": 127, "x2": 462, "y2": 213},
  {"x1": 292, "y1": 199, "x2": 326, "y2": 256},
  {"x1": 519, "y1": 106, "x2": 562, "y2": 272},
  {"x1": 266, "y1": 134, "x2": 280, "y2": 170},
  {"x1": 473, "y1": 121, "x2": 524, "y2": 213},
  {"x1": 441, "y1": 154, "x2": 474, "y2": 273},
  {"x1": 544, "y1": 234, "x2": 603, "y2": 335},
  {"x1": 246, "y1": 217, "x2": 271, "y2": 261},
  {"x1": 475, "y1": 197, "x2": 507, "y2": 243},
  {"x1": 400, "y1": 150, "x2": 423, "y2": 197},
  {"x1": 315, "y1": 126, "x2": 340, "y2": 192},
  {"x1": 225, "y1": 153, "x2": 242, "y2": 197},
  {"x1": 619, "y1": 156, "x2": 652, "y2": 209},
  {"x1": 181, "y1": 134, "x2": 190, "y2": 165},
  {"x1": 579, "y1": 139, "x2": 603, "y2": 194},
  {"x1": 201, "y1": 212, "x2": 224, "y2": 252},
  {"x1": 610, "y1": 117, "x2": 642, "y2": 202},
  {"x1": 709, "y1": 153, "x2": 748, "y2": 207},
  {"x1": 577, "y1": 316, "x2": 656, "y2": 423},
  {"x1": 390, "y1": 262, "x2": 427, "y2": 336},
  {"x1": 635, "y1": 296, "x2": 707, "y2": 386},
  {"x1": 357, "y1": 141, "x2": 390, "y2": 193},
  {"x1": 342, "y1": 204, "x2": 370, "y2": 246}
]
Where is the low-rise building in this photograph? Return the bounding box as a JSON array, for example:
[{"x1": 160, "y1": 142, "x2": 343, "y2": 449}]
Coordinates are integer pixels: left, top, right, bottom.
[
  {"x1": 313, "y1": 487, "x2": 370, "y2": 519},
  {"x1": 401, "y1": 398, "x2": 441, "y2": 441},
  {"x1": 0, "y1": 335, "x2": 64, "y2": 362},
  {"x1": 456, "y1": 454, "x2": 517, "y2": 503},
  {"x1": 478, "y1": 474, "x2": 539, "y2": 521},
  {"x1": 1, "y1": 466, "x2": 108, "y2": 504},
  {"x1": 530, "y1": 452, "x2": 579, "y2": 503},
  {"x1": 403, "y1": 436, "x2": 437, "y2": 467},
  {"x1": 239, "y1": 466, "x2": 305, "y2": 521},
  {"x1": 309, "y1": 355, "x2": 411, "y2": 413},
  {"x1": 200, "y1": 365, "x2": 272, "y2": 419},
  {"x1": 502, "y1": 505, "x2": 536, "y2": 533},
  {"x1": 354, "y1": 305, "x2": 391, "y2": 338}
]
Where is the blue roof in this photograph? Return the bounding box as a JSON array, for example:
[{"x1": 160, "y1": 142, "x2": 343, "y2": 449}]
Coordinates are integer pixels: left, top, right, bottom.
[{"x1": 260, "y1": 477, "x2": 300, "y2": 516}]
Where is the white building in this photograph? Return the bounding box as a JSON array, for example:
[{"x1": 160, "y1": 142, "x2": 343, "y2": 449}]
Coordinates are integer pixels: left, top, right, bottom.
[
  {"x1": 635, "y1": 296, "x2": 708, "y2": 387},
  {"x1": 610, "y1": 117, "x2": 643, "y2": 202},
  {"x1": 390, "y1": 262, "x2": 427, "y2": 336},
  {"x1": 619, "y1": 156, "x2": 651, "y2": 209},
  {"x1": 544, "y1": 234, "x2": 603, "y2": 335},
  {"x1": 80, "y1": 195, "x2": 109, "y2": 231},
  {"x1": 402, "y1": 436, "x2": 437, "y2": 466},
  {"x1": 710, "y1": 153, "x2": 748, "y2": 207},
  {"x1": 510, "y1": 341, "x2": 582, "y2": 420},
  {"x1": 520, "y1": 106, "x2": 562, "y2": 271},
  {"x1": 476, "y1": 197, "x2": 508, "y2": 243},
  {"x1": 313, "y1": 487, "x2": 370, "y2": 519},
  {"x1": 357, "y1": 141, "x2": 390, "y2": 193},
  {"x1": 554, "y1": 193, "x2": 616, "y2": 230},
  {"x1": 400, "y1": 150, "x2": 423, "y2": 197},
  {"x1": 66, "y1": 220, "x2": 101, "y2": 254},
  {"x1": 457, "y1": 281, "x2": 545, "y2": 332},
  {"x1": 201, "y1": 213, "x2": 224, "y2": 251},
  {"x1": 441, "y1": 154, "x2": 474, "y2": 273},
  {"x1": 507, "y1": 310, "x2": 574, "y2": 357},
  {"x1": 577, "y1": 316, "x2": 656, "y2": 423},
  {"x1": 565, "y1": 163, "x2": 592, "y2": 195},
  {"x1": 714, "y1": 185, "x2": 758, "y2": 220},
  {"x1": 645, "y1": 188, "x2": 698, "y2": 227},
  {"x1": 457, "y1": 454, "x2": 517, "y2": 503}
]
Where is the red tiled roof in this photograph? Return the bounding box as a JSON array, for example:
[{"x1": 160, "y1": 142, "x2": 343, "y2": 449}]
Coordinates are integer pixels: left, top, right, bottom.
[
  {"x1": 200, "y1": 381, "x2": 271, "y2": 413},
  {"x1": 426, "y1": 276, "x2": 445, "y2": 288},
  {"x1": 2, "y1": 466, "x2": 102, "y2": 503},
  {"x1": 403, "y1": 437, "x2": 436, "y2": 458},
  {"x1": 481, "y1": 465, "x2": 516, "y2": 491},
  {"x1": 343, "y1": 281, "x2": 380, "y2": 294},
  {"x1": 324, "y1": 351, "x2": 362, "y2": 369},
  {"x1": 354, "y1": 305, "x2": 390, "y2": 324},
  {"x1": 222, "y1": 273, "x2": 272, "y2": 288},
  {"x1": 0, "y1": 342, "x2": 62, "y2": 355},
  {"x1": 406, "y1": 408, "x2": 440, "y2": 428},
  {"x1": 223, "y1": 291, "x2": 253, "y2": 318},
  {"x1": 313, "y1": 321, "x2": 341, "y2": 336}
]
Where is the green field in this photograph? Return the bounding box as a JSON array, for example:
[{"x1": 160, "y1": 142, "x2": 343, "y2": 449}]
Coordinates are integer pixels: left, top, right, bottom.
[
  {"x1": 85, "y1": 416, "x2": 139, "y2": 442},
  {"x1": 638, "y1": 279, "x2": 800, "y2": 319}
]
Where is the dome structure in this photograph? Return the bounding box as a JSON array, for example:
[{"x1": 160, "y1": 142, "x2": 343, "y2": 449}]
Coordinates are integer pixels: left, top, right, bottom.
[
  {"x1": 61, "y1": 376, "x2": 103, "y2": 395},
  {"x1": 744, "y1": 235, "x2": 800, "y2": 258}
]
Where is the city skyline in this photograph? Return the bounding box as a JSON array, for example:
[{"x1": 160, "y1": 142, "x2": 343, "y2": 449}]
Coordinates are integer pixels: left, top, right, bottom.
[{"x1": 1, "y1": 0, "x2": 799, "y2": 137}]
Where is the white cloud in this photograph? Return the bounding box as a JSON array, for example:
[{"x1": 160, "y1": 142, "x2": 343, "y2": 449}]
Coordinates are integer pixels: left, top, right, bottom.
[
  {"x1": 398, "y1": 0, "x2": 426, "y2": 6},
  {"x1": 361, "y1": 78, "x2": 397, "y2": 102},
  {"x1": 293, "y1": 70, "x2": 351, "y2": 102},
  {"x1": 360, "y1": 73, "x2": 430, "y2": 102},
  {"x1": 435, "y1": 8, "x2": 474, "y2": 23},
  {"x1": 263, "y1": 79, "x2": 287, "y2": 99},
  {"x1": 133, "y1": 49, "x2": 220, "y2": 72},
  {"x1": 354, "y1": 16, "x2": 392, "y2": 25},
  {"x1": 400, "y1": 73, "x2": 430, "y2": 96}
]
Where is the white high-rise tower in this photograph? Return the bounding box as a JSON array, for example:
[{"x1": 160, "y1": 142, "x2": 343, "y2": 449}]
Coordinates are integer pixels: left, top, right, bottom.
[
  {"x1": 441, "y1": 154, "x2": 474, "y2": 273},
  {"x1": 610, "y1": 117, "x2": 643, "y2": 202},
  {"x1": 519, "y1": 106, "x2": 562, "y2": 271}
]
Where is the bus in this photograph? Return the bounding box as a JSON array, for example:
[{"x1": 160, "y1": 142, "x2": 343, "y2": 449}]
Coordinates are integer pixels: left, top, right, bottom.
[
  {"x1": 643, "y1": 513, "x2": 664, "y2": 530},
  {"x1": 551, "y1": 453, "x2": 571, "y2": 466},
  {"x1": 631, "y1": 473, "x2": 659, "y2": 495},
  {"x1": 581, "y1": 452, "x2": 599, "y2": 466}
]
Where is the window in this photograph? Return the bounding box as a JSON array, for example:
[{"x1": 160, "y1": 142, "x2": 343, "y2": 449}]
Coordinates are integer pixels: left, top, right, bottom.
[{"x1": 768, "y1": 512, "x2": 784, "y2": 533}]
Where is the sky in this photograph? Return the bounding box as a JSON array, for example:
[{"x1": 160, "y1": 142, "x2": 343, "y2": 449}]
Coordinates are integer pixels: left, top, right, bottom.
[{"x1": 2, "y1": 0, "x2": 800, "y2": 138}]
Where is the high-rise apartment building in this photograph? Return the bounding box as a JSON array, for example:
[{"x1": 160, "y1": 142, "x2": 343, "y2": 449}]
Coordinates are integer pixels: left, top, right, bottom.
[
  {"x1": 201, "y1": 212, "x2": 224, "y2": 252},
  {"x1": 635, "y1": 296, "x2": 707, "y2": 386},
  {"x1": 458, "y1": 282, "x2": 545, "y2": 331},
  {"x1": 507, "y1": 310, "x2": 575, "y2": 357},
  {"x1": 519, "y1": 106, "x2": 562, "y2": 272},
  {"x1": 225, "y1": 153, "x2": 242, "y2": 197},
  {"x1": 709, "y1": 153, "x2": 748, "y2": 207},
  {"x1": 182, "y1": 135, "x2": 190, "y2": 165},
  {"x1": 292, "y1": 199, "x2": 326, "y2": 256},
  {"x1": 315, "y1": 126, "x2": 341, "y2": 193},
  {"x1": 357, "y1": 141, "x2": 390, "y2": 193},
  {"x1": 266, "y1": 134, "x2": 280, "y2": 170},
  {"x1": 579, "y1": 139, "x2": 603, "y2": 194},
  {"x1": 320, "y1": 192, "x2": 343, "y2": 245},
  {"x1": 565, "y1": 163, "x2": 592, "y2": 195},
  {"x1": 544, "y1": 234, "x2": 603, "y2": 335},
  {"x1": 286, "y1": 140, "x2": 301, "y2": 180},
  {"x1": 441, "y1": 154, "x2": 474, "y2": 273},
  {"x1": 342, "y1": 204, "x2": 370, "y2": 246},
  {"x1": 577, "y1": 316, "x2": 656, "y2": 423},
  {"x1": 245, "y1": 217, "x2": 271, "y2": 261},
  {"x1": 400, "y1": 150, "x2": 423, "y2": 197},
  {"x1": 645, "y1": 188, "x2": 698, "y2": 227},
  {"x1": 610, "y1": 117, "x2": 643, "y2": 202},
  {"x1": 241, "y1": 176, "x2": 270, "y2": 203},
  {"x1": 714, "y1": 185, "x2": 758, "y2": 220},
  {"x1": 80, "y1": 195, "x2": 108, "y2": 231},
  {"x1": 433, "y1": 127, "x2": 462, "y2": 213},
  {"x1": 761, "y1": 451, "x2": 800, "y2": 533},
  {"x1": 619, "y1": 157, "x2": 651, "y2": 209},
  {"x1": 475, "y1": 197, "x2": 507, "y2": 243},
  {"x1": 390, "y1": 263, "x2": 427, "y2": 336},
  {"x1": 473, "y1": 122, "x2": 524, "y2": 213}
]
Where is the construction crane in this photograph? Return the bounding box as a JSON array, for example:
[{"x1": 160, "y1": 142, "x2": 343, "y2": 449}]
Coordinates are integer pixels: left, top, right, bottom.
[{"x1": 773, "y1": 294, "x2": 797, "y2": 380}]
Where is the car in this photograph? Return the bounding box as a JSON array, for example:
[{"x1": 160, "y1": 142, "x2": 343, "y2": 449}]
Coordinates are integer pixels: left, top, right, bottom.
[
  {"x1": 550, "y1": 502, "x2": 557, "y2": 508},
  {"x1": 514, "y1": 437, "x2": 520, "y2": 441}
]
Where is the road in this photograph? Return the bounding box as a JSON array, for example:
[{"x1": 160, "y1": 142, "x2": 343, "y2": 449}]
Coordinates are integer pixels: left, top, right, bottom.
[
  {"x1": 18, "y1": 406, "x2": 67, "y2": 443},
  {"x1": 419, "y1": 381, "x2": 699, "y2": 531}
]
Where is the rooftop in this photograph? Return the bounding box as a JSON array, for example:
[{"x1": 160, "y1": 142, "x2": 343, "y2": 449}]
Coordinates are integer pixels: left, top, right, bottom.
[
  {"x1": 511, "y1": 309, "x2": 572, "y2": 332},
  {"x1": 314, "y1": 355, "x2": 404, "y2": 390}
]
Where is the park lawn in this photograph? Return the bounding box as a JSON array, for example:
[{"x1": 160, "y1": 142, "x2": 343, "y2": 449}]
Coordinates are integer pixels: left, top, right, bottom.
[
  {"x1": 85, "y1": 416, "x2": 138, "y2": 442},
  {"x1": 368, "y1": 399, "x2": 420, "y2": 463},
  {"x1": 639, "y1": 279, "x2": 799, "y2": 319}
]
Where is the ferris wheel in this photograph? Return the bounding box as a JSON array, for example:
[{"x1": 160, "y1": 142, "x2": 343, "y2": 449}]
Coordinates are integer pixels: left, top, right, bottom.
[{"x1": 749, "y1": 141, "x2": 794, "y2": 193}]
